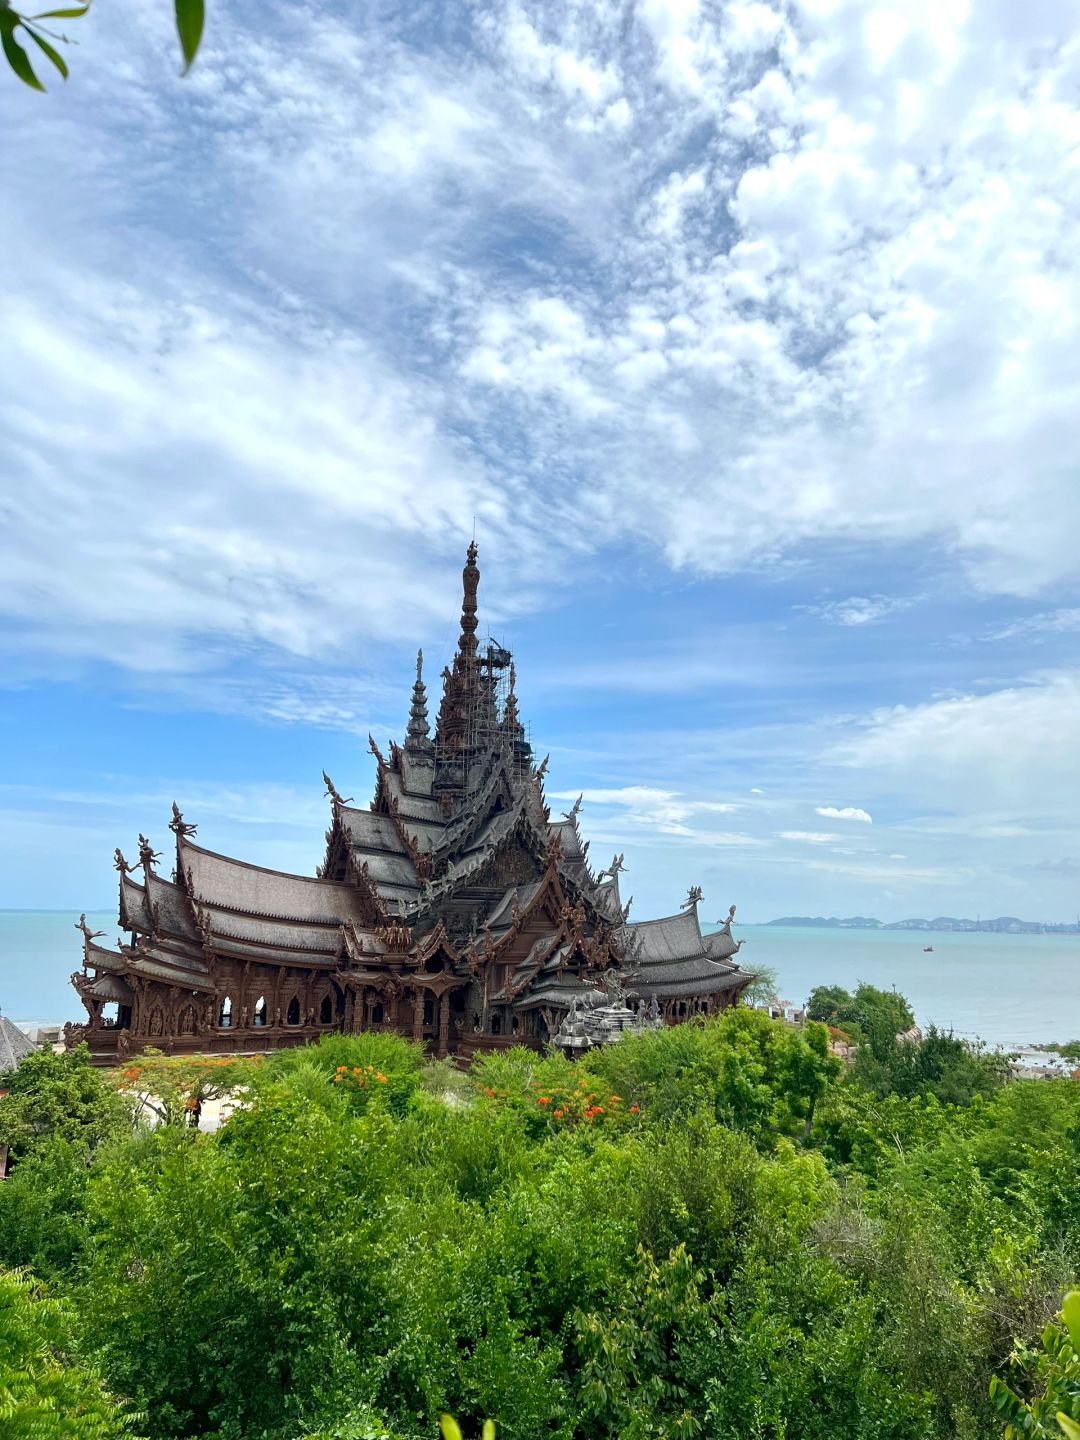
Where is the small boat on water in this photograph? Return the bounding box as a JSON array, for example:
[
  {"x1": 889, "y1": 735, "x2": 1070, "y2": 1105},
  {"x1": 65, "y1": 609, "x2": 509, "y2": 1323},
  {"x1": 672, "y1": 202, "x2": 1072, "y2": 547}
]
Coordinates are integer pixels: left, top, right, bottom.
[{"x1": 923, "y1": 945, "x2": 934, "y2": 952}]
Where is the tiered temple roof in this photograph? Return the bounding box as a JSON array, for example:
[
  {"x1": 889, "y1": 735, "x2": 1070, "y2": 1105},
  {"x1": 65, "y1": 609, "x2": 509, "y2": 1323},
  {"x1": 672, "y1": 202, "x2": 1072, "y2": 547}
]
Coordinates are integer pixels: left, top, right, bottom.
[{"x1": 69, "y1": 544, "x2": 753, "y2": 1063}]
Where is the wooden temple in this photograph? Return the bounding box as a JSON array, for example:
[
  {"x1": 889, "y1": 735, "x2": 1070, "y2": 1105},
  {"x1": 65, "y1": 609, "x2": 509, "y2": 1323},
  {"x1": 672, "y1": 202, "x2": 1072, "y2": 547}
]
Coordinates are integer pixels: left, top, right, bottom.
[{"x1": 68, "y1": 544, "x2": 753, "y2": 1063}]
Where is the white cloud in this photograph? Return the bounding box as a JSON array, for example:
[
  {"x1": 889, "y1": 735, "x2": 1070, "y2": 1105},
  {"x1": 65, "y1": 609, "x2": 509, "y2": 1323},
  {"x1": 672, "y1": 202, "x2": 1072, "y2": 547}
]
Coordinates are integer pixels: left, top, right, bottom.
[
  {"x1": 778, "y1": 830, "x2": 840, "y2": 843},
  {"x1": 816, "y1": 805, "x2": 873, "y2": 823},
  {"x1": 2, "y1": 0, "x2": 1080, "y2": 680},
  {"x1": 834, "y1": 669, "x2": 1080, "y2": 820},
  {"x1": 801, "y1": 595, "x2": 915, "y2": 626},
  {"x1": 988, "y1": 608, "x2": 1080, "y2": 642}
]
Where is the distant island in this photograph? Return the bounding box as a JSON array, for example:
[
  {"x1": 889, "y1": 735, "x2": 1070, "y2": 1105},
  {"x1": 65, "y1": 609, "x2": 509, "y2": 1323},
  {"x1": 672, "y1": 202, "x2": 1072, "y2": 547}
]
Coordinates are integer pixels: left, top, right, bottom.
[{"x1": 762, "y1": 915, "x2": 1080, "y2": 935}]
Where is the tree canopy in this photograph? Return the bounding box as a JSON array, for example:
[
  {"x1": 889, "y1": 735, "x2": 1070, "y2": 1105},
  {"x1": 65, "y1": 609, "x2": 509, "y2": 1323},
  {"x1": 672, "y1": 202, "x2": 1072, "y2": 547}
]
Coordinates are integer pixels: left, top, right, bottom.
[{"x1": 0, "y1": 997, "x2": 1076, "y2": 1439}]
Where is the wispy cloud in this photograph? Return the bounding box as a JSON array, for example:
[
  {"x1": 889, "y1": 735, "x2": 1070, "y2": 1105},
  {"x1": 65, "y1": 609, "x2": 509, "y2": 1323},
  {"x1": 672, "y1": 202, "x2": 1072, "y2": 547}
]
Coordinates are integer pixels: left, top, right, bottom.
[
  {"x1": 987, "y1": 609, "x2": 1080, "y2": 642},
  {"x1": 799, "y1": 595, "x2": 916, "y2": 627}
]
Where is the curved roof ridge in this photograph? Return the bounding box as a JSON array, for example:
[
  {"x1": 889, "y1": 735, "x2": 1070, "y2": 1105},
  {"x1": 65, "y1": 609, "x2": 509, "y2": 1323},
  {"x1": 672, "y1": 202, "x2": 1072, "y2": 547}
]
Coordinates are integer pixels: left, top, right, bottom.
[{"x1": 180, "y1": 836, "x2": 359, "y2": 890}]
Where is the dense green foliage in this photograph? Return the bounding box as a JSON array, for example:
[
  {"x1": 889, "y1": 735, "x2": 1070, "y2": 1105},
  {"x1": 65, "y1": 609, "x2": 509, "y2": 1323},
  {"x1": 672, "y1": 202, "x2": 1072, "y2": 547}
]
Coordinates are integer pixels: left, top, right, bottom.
[
  {"x1": 0, "y1": 1007, "x2": 1077, "y2": 1439},
  {"x1": 990, "y1": 1290, "x2": 1080, "y2": 1438},
  {"x1": 0, "y1": 1266, "x2": 137, "y2": 1437}
]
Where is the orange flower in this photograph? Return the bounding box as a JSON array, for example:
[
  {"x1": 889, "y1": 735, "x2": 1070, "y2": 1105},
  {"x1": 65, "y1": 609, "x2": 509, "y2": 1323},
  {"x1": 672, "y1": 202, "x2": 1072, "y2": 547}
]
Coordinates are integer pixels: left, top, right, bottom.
[
  {"x1": 609, "y1": 1095, "x2": 621, "y2": 1104},
  {"x1": 538, "y1": 1096, "x2": 552, "y2": 1106},
  {"x1": 375, "y1": 1072, "x2": 387, "y2": 1083},
  {"x1": 485, "y1": 1088, "x2": 495, "y2": 1098},
  {"x1": 629, "y1": 1104, "x2": 641, "y2": 1115},
  {"x1": 553, "y1": 1109, "x2": 564, "y2": 1119}
]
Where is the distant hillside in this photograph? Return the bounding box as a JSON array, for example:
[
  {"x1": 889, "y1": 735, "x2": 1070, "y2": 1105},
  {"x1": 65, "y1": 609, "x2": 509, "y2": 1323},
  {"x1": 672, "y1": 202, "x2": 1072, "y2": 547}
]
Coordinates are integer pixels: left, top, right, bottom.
[{"x1": 764, "y1": 915, "x2": 1080, "y2": 935}]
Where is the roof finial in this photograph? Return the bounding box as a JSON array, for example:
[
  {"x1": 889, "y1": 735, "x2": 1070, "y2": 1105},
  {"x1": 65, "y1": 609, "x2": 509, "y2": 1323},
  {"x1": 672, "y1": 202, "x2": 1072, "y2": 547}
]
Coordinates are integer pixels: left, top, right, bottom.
[
  {"x1": 323, "y1": 771, "x2": 353, "y2": 806},
  {"x1": 682, "y1": 885, "x2": 704, "y2": 910},
  {"x1": 169, "y1": 802, "x2": 197, "y2": 838}
]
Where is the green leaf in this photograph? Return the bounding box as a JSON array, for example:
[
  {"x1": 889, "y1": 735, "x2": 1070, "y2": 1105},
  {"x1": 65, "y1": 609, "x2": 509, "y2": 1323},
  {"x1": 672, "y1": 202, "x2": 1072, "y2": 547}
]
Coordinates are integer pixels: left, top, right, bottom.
[
  {"x1": 174, "y1": 0, "x2": 202, "y2": 72},
  {"x1": 1058, "y1": 1416, "x2": 1080, "y2": 1440},
  {"x1": 439, "y1": 1419, "x2": 463, "y2": 1440},
  {"x1": 482, "y1": 1423, "x2": 496, "y2": 1440},
  {"x1": 27, "y1": 5, "x2": 89, "y2": 16},
  {"x1": 1063, "y1": 1291, "x2": 1080, "y2": 1352},
  {"x1": 1, "y1": 20, "x2": 46, "y2": 89},
  {"x1": 26, "y1": 26, "x2": 67, "y2": 77}
]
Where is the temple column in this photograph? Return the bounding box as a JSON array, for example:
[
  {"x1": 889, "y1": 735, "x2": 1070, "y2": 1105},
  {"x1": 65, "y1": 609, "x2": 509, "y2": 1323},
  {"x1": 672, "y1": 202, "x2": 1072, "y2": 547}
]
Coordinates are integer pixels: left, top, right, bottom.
[
  {"x1": 412, "y1": 989, "x2": 425, "y2": 1041},
  {"x1": 437, "y1": 993, "x2": 450, "y2": 1058}
]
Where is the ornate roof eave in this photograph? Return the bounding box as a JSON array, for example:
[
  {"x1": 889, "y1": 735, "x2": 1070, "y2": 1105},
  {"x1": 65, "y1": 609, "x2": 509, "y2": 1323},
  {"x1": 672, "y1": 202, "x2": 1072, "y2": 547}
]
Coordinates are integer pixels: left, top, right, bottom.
[{"x1": 413, "y1": 919, "x2": 460, "y2": 968}]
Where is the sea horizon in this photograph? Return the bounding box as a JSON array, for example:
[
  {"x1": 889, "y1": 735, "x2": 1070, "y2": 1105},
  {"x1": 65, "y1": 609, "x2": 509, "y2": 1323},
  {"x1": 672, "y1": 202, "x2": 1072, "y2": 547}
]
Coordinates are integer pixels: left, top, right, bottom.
[{"x1": 5, "y1": 909, "x2": 1077, "y2": 1051}]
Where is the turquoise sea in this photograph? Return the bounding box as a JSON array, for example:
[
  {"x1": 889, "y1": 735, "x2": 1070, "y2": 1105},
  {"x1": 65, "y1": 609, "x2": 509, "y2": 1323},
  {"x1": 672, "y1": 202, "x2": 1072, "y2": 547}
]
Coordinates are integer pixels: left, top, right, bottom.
[{"x1": 3, "y1": 911, "x2": 1078, "y2": 1049}]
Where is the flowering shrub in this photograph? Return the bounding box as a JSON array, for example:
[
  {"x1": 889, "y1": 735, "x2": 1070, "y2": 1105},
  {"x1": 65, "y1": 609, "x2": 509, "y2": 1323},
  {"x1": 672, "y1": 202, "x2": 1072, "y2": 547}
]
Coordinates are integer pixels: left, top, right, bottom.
[
  {"x1": 470, "y1": 1049, "x2": 643, "y2": 1133},
  {"x1": 331, "y1": 1063, "x2": 415, "y2": 1117}
]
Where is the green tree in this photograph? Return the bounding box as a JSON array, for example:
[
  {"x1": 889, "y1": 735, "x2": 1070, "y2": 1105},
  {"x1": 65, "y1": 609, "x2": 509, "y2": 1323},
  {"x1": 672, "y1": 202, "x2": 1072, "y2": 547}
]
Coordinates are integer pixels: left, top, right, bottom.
[
  {"x1": 0, "y1": 1042, "x2": 130, "y2": 1165},
  {"x1": 991, "y1": 1291, "x2": 1080, "y2": 1438},
  {"x1": 0, "y1": 1266, "x2": 137, "y2": 1438},
  {"x1": 739, "y1": 961, "x2": 779, "y2": 1008}
]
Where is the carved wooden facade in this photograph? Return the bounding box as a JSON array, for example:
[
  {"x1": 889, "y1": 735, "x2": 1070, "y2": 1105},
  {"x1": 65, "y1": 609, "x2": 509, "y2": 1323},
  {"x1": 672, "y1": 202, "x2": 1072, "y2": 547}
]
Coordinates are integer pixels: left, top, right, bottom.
[{"x1": 69, "y1": 545, "x2": 752, "y2": 1064}]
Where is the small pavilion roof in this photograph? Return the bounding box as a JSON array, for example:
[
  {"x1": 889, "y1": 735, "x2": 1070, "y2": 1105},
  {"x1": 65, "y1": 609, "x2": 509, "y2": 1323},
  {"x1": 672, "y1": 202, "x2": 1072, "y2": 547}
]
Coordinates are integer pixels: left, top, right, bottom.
[{"x1": 0, "y1": 1013, "x2": 38, "y2": 1072}]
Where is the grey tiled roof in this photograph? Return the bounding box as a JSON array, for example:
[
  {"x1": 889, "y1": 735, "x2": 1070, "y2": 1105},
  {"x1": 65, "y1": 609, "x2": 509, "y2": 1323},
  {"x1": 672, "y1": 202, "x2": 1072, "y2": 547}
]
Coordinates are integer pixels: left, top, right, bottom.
[
  {"x1": 703, "y1": 929, "x2": 739, "y2": 962},
  {"x1": 85, "y1": 941, "x2": 126, "y2": 973},
  {"x1": 382, "y1": 769, "x2": 444, "y2": 823},
  {"x1": 0, "y1": 1014, "x2": 38, "y2": 1072},
  {"x1": 145, "y1": 870, "x2": 198, "y2": 941},
  {"x1": 120, "y1": 874, "x2": 153, "y2": 931},
  {"x1": 202, "y1": 905, "x2": 343, "y2": 952},
  {"x1": 633, "y1": 969, "x2": 749, "y2": 999},
  {"x1": 180, "y1": 838, "x2": 367, "y2": 924},
  {"x1": 631, "y1": 954, "x2": 735, "y2": 984},
  {"x1": 486, "y1": 882, "x2": 543, "y2": 930},
  {"x1": 83, "y1": 973, "x2": 134, "y2": 1002},
  {"x1": 399, "y1": 753, "x2": 436, "y2": 797},
  {"x1": 619, "y1": 908, "x2": 703, "y2": 962},
  {"x1": 338, "y1": 807, "x2": 406, "y2": 855},
  {"x1": 361, "y1": 852, "x2": 420, "y2": 890},
  {"x1": 512, "y1": 976, "x2": 604, "y2": 1011},
  {"x1": 546, "y1": 820, "x2": 584, "y2": 857},
  {"x1": 591, "y1": 876, "x2": 623, "y2": 922}
]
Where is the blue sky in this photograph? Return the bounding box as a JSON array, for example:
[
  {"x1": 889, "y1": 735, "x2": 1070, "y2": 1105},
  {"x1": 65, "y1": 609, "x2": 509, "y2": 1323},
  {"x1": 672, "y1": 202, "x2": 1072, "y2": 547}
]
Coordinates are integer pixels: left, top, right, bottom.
[{"x1": 1, "y1": 0, "x2": 1079, "y2": 924}]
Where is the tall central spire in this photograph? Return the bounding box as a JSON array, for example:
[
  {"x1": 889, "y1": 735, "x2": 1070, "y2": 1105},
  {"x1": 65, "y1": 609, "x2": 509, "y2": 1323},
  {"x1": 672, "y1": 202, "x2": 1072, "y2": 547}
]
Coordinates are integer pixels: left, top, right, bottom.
[
  {"x1": 435, "y1": 541, "x2": 483, "y2": 771},
  {"x1": 458, "y1": 540, "x2": 480, "y2": 661}
]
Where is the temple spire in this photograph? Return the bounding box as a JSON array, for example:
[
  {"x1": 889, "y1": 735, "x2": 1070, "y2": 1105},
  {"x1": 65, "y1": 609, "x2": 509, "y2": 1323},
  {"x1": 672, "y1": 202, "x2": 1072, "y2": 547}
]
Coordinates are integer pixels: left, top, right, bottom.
[
  {"x1": 458, "y1": 540, "x2": 480, "y2": 662},
  {"x1": 406, "y1": 649, "x2": 433, "y2": 751},
  {"x1": 503, "y1": 662, "x2": 522, "y2": 738},
  {"x1": 502, "y1": 661, "x2": 531, "y2": 768}
]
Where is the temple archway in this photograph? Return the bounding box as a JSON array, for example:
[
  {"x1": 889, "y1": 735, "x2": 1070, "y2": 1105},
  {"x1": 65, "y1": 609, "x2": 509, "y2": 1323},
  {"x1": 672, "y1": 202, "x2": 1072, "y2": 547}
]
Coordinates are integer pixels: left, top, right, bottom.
[{"x1": 286, "y1": 995, "x2": 301, "y2": 1026}]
